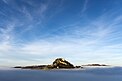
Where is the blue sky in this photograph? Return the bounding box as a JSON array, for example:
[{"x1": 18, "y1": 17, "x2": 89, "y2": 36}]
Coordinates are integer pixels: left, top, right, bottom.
[{"x1": 0, "y1": 0, "x2": 122, "y2": 66}]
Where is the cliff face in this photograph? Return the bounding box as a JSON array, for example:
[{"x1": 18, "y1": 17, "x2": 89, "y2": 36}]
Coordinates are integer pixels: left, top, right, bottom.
[{"x1": 52, "y1": 58, "x2": 75, "y2": 68}]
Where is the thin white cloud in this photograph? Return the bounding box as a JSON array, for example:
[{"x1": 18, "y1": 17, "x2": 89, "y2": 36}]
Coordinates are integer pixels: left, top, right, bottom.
[
  {"x1": 0, "y1": 21, "x2": 17, "y2": 57},
  {"x1": 81, "y1": 0, "x2": 89, "y2": 13},
  {"x1": 2, "y1": 0, "x2": 9, "y2": 4},
  {"x1": 21, "y1": 6, "x2": 33, "y2": 21},
  {"x1": 17, "y1": 12, "x2": 122, "y2": 56},
  {"x1": 18, "y1": 3, "x2": 49, "y2": 34},
  {"x1": 0, "y1": 42, "x2": 12, "y2": 52},
  {"x1": 0, "y1": 22, "x2": 15, "y2": 43}
]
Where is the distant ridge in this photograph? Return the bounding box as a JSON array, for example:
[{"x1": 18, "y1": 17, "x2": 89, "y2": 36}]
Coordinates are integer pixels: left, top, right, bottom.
[{"x1": 82, "y1": 64, "x2": 108, "y2": 66}]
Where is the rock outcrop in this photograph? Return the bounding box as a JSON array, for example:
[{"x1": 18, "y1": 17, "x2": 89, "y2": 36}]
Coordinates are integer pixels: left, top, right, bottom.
[{"x1": 52, "y1": 58, "x2": 75, "y2": 68}]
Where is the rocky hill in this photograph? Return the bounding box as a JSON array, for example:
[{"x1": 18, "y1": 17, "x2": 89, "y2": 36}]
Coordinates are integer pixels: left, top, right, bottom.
[{"x1": 14, "y1": 58, "x2": 77, "y2": 70}]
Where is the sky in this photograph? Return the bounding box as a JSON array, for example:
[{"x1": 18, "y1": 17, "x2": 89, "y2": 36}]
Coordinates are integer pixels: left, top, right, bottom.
[{"x1": 0, "y1": 0, "x2": 122, "y2": 66}]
